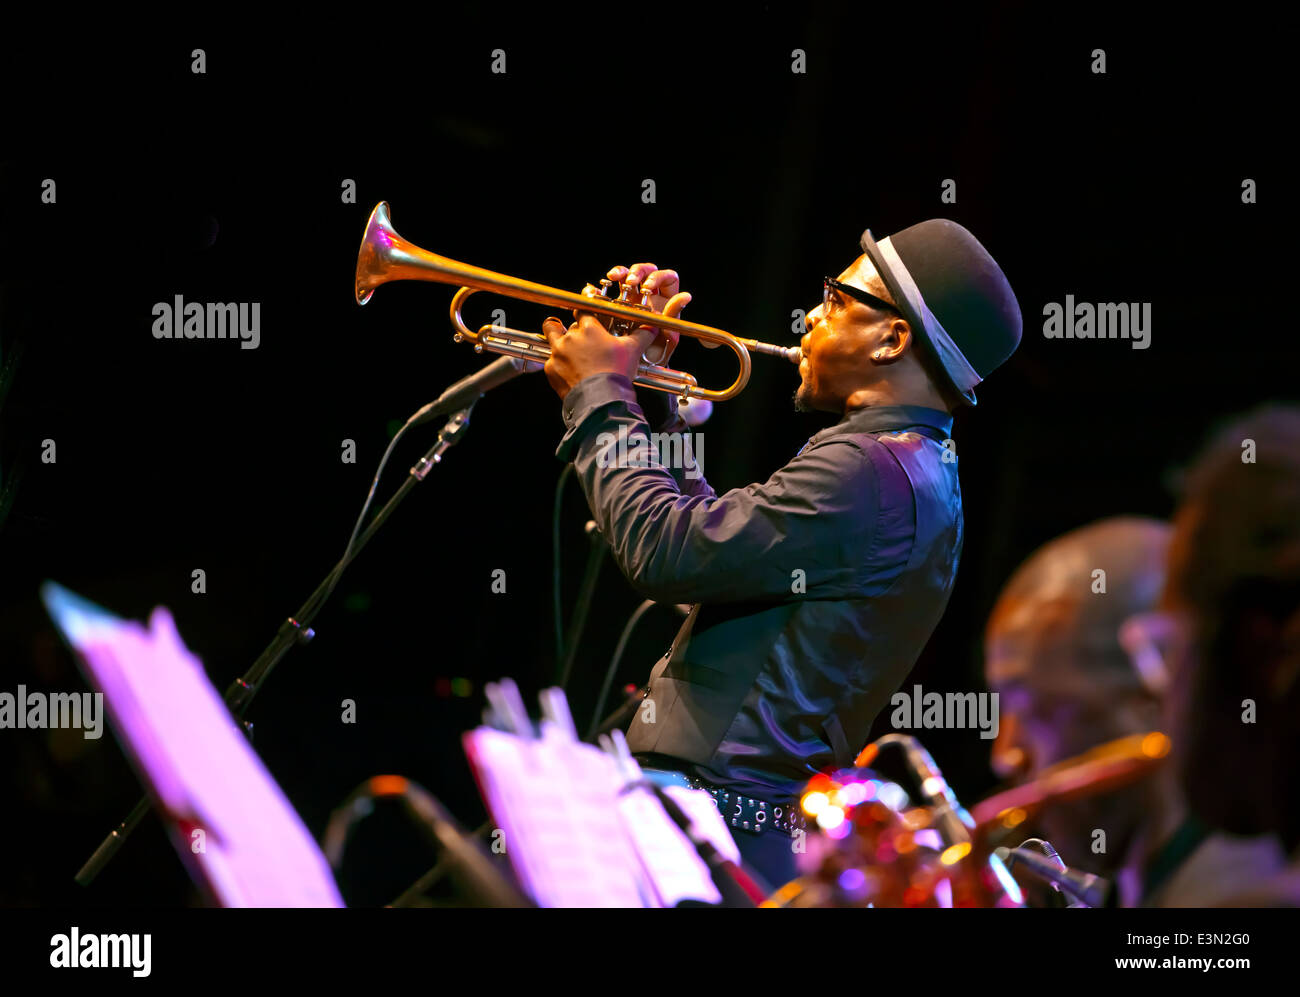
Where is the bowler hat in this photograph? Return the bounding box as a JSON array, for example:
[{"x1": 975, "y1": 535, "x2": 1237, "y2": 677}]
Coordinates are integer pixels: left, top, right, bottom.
[{"x1": 860, "y1": 219, "x2": 1021, "y2": 406}]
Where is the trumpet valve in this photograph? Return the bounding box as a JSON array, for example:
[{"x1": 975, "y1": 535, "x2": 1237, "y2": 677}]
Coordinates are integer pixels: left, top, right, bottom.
[{"x1": 597, "y1": 278, "x2": 653, "y2": 336}]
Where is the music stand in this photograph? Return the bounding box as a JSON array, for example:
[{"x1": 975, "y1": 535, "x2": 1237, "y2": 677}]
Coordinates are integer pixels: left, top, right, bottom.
[{"x1": 42, "y1": 582, "x2": 344, "y2": 907}]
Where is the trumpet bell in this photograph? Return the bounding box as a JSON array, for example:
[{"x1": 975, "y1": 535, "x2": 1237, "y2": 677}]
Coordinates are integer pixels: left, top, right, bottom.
[
  {"x1": 355, "y1": 201, "x2": 393, "y2": 305},
  {"x1": 357, "y1": 201, "x2": 459, "y2": 306}
]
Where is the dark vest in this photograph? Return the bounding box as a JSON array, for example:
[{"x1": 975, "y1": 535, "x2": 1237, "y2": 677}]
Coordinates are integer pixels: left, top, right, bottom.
[{"x1": 625, "y1": 426, "x2": 963, "y2": 799}]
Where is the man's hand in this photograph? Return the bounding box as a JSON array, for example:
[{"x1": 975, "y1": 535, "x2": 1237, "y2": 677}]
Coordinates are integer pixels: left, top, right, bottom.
[{"x1": 542, "y1": 263, "x2": 691, "y2": 402}]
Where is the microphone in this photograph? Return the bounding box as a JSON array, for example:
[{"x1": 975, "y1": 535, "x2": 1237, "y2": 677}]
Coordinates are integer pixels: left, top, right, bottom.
[
  {"x1": 995, "y1": 846, "x2": 1110, "y2": 907},
  {"x1": 412, "y1": 355, "x2": 542, "y2": 426},
  {"x1": 678, "y1": 396, "x2": 713, "y2": 427}
]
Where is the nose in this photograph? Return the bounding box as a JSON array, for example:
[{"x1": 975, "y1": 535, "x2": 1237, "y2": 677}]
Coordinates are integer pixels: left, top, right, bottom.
[
  {"x1": 990, "y1": 712, "x2": 1031, "y2": 780},
  {"x1": 805, "y1": 303, "x2": 822, "y2": 335}
]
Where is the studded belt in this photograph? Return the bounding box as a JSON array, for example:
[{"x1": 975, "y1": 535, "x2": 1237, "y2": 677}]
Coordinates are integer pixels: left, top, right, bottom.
[{"x1": 640, "y1": 768, "x2": 807, "y2": 837}]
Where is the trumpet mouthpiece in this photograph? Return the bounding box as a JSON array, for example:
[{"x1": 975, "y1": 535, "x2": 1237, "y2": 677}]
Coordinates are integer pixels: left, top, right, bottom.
[{"x1": 746, "y1": 340, "x2": 802, "y2": 364}]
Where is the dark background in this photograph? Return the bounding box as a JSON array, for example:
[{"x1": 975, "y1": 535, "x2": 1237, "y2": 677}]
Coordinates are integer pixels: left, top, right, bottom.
[{"x1": 0, "y1": 7, "x2": 1287, "y2": 905}]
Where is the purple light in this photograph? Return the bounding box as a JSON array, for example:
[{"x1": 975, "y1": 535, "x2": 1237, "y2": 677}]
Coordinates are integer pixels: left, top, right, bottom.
[{"x1": 838, "y1": 868, "x2": 867, "y2": 893}]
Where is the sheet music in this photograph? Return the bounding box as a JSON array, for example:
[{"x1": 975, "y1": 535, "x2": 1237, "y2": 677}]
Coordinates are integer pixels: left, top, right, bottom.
[
  {"x1": 41, "y1": 583, "x2": 343, "y2": 908},
  {"x1": 464, "y1": 696, "x2": 747, "y2": 908},
  {"x1": 463, "y1": 725, "x2": 649, "y2": 907},
  {"x1": 617, "y1": 787, "x2": 717, "y2": 906}
]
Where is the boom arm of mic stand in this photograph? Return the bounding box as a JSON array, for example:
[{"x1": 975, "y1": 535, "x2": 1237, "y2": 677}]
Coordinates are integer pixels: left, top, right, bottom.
[{"x1": 74, "y1": 404, "x2": 479, "y2": 887}]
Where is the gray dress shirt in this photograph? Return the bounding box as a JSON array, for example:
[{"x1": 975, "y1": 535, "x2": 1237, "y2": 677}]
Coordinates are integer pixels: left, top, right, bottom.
[{"x1": 556, "y1": 372, "x2": 963, "y2": 801}]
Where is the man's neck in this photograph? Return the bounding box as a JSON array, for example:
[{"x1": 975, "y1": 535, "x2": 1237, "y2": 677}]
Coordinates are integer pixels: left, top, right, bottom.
[{"x1": 843, "y1": 382, "x2": 949, "y2": 415}]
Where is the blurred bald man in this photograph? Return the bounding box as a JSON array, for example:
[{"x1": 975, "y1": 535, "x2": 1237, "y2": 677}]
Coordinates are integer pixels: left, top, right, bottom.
[{"x1": 984, "y1": 516, "x2": 1288, "y2": 906}]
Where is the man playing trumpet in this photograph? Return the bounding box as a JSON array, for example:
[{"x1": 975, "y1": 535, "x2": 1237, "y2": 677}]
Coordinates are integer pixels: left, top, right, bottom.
[{"x1": 543, "y1": 221, "x2": 1021, "y2": 888}]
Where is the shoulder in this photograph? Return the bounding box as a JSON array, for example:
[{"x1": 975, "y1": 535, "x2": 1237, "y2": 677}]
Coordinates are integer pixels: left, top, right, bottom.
[
  {"x1": 789, "y1": 434, "x2": 891, "y2": 487},
  {"x1": 783, "y1": 434, "x2": 920, "y2": 525},
  {"x1": 824, "y1": 431, "x2": 922, "y2": 496}
]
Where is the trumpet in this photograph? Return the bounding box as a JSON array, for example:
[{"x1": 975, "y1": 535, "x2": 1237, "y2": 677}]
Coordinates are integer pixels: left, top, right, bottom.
[{"x1": 354, "y1": 202, "x2": 802, "y2": 401}]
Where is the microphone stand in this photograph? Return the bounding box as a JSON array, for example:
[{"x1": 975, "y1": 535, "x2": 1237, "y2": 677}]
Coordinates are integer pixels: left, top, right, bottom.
[
  {"x1": 74, "y1": 403, "x2": 479, "y2": 887},
  {"x1": 555, "y1": 521, "x2": 607, "y2": 691}
]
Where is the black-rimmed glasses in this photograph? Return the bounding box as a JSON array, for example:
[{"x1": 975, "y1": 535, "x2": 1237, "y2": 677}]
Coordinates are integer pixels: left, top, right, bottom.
[{"x1": 823, "y1": 275, "x2": 901, "y2": 316}]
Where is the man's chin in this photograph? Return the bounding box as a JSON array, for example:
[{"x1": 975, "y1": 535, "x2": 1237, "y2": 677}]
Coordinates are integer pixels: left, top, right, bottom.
[{"x1": 793, "y1": 384, "x2": 823, "y2": 413}]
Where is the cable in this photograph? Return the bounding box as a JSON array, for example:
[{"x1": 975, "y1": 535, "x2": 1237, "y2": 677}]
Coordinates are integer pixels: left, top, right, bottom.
[
  {"x1": 552, "y1": 464, "x2": 574, "y2": 666},
  {"x1": 557, "y1": 526, "x2": 606, "y2": 689},
  {"x1": 289, "y1": 409, "x2": 424, "y2": 634},
  {"x1": 586, "y1": 599, "x2": 656, "y2": 740}
]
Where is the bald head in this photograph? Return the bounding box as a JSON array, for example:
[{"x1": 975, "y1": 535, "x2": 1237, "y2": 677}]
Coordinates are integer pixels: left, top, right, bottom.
[
  {"x1": 983, "y1": 517, "x2": 1174, "y2": 869},
  {"x1": 985, "y1": 517, "x2": 1172, "y2": 776},
  {"x1": 989, "y1": 518, "x2": 1172, "y2": 687}
]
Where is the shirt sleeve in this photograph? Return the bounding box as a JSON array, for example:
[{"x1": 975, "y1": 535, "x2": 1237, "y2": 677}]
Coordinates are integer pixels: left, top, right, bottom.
[
  {"x1": 555, "y1": 373, "x2": 881, "y2": 604},
  {"x1": 558, "y1": 374, "x2": 717, "y2": 499}
]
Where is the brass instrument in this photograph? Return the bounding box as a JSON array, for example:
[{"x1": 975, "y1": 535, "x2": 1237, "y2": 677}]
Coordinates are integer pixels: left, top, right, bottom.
[
  {"x1": 355, "y1": 202, "x2": 801, "y2": 402},
  {"x1": 763, "y1": 764, "x2": 1024, "y2": 909},
  {"x1": 764, "y1": 731, "x2": 1171, "y2": 908},
  {"x1": 970, "y1": 730, "x2": 1172, "y2": 835}
]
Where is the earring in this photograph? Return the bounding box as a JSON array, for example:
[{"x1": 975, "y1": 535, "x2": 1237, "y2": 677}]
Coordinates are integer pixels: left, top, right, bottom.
[{"x1": 873, "y1": 350, "x2": 883, "y2": 360}]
